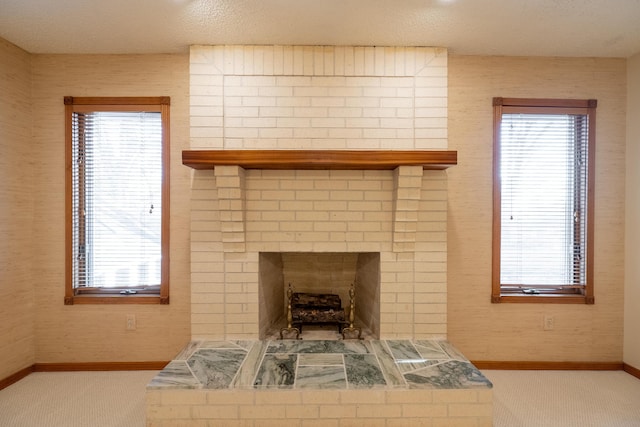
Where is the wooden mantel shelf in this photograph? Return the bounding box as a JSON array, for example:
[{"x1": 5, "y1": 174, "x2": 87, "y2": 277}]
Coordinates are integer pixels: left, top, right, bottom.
[{"x1": 182, "y1": 150, "x2": 457, "y2": 170}]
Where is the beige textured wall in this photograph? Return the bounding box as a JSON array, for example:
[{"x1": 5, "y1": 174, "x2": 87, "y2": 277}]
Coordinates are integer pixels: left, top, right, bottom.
[
  {"x1": 30, "y1": 54, "x2": 191, "y2": 363},
  {"x1": 625, "y1": 52, "x2": 640, "y2": 369},
  {"x1": 448, "y1": 55, "x2": 626, "y2": 362},
  {"x1": 0, "y1": 39, "x2": 35, "y2": 378},
  {"x1": 1, "y1": 46, "x2": 630, "y2": 373}
]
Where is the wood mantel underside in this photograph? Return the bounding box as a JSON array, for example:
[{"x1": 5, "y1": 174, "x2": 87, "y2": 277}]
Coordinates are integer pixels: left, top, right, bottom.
[{"x1": 182, "y1": 150, "x2": 457, "y2": 170}]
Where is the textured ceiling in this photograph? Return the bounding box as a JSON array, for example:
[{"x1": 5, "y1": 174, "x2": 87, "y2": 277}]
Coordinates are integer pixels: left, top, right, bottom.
[{"x1": 1, "y1": 0, "x2": 640, "y2": 57}]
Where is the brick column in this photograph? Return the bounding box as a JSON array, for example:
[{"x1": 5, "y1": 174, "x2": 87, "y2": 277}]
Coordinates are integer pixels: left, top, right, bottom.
[
  {"x1": 392, "y1": 165, "x2": 423, "y2": 252},
  {"x1": 214, "y1": 165, "x2": 246, "y2": 252}
]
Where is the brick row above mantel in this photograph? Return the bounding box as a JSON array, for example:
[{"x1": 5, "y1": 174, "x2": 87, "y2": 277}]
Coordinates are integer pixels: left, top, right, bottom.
[{"x1": 182, "y1": 150, "x2": 457, "y2": 170}]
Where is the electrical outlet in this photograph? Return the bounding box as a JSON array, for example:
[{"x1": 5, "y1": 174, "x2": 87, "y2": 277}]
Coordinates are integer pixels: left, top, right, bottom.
[
  {"x1": 126, "y1": 314, "x2": 137, "y2": 331},
  {"x1": 543, "y1": 315, "x2": 554, "y2": 331}
]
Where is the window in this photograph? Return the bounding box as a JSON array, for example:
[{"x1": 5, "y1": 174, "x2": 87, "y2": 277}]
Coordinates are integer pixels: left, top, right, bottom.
[
  {"x1": 64, "y1": 97, "x2": 170, "y2": 304},
  {"x1": 492, "y1": 98, "x2": 596, "y2": 304}
]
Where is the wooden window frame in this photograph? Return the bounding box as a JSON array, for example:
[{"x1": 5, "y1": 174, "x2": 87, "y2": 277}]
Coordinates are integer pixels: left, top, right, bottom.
[
  {"x1": 492, "y1": 97, "x2": 596, "y2": 304},
  {"x1": 64, "y1": 96, "x2": 170, "y2": 305}
]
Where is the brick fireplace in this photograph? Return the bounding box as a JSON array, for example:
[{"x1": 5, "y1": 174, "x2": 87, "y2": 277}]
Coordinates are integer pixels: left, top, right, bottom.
[
  {"x1": 186, "y1": 45, "x2": 452, "y2": 341},
  {"x1": 144, "y1": 46, "x2": 495, "y2": 426}
]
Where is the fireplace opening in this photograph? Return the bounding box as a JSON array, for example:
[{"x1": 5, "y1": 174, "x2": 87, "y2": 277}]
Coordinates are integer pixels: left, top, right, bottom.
[{"x1": 258, "y1": 252, "x2": 380, "y2": 340}]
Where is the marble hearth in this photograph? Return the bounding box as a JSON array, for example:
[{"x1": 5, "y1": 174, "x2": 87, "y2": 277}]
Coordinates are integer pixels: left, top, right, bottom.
[{"x1": 146, "y1": 339, "x2": 492, "y2": 426}]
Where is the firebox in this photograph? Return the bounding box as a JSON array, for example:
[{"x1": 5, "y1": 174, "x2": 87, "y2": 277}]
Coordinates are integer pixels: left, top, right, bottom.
[{"x1": 258, "y1": 252, "x2": 380, "y2": 339}]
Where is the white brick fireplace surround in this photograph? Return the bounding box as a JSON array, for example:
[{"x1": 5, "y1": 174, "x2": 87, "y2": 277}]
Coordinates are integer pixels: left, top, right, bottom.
[{"x1": 187, "y1": 45, "x2": 452, "y2": 341}]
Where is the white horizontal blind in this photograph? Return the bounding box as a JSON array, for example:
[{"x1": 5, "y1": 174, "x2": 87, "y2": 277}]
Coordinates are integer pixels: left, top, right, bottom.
[
  {"x1": 71, "y1": 111, "x2": 162, "y2": 289},
  {"x1": 499, "y1": 113, "x2": 588, "y2": 290}
]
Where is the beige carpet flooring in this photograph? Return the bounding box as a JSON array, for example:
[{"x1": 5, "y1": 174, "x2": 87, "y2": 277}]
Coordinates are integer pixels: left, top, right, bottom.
[
  {"x1": 484, "y1": 370, "x2": 640, "y2": 427},
  {"x1": 0, "y1": 369, "x2": 639, "y2": 426},
  {"x1": 0, "y1": 370, "x2": 158, "y2": 427}
]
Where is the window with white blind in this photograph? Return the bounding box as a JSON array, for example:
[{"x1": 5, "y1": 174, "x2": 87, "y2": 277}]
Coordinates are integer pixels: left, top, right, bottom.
[
  {"x1": 492, "y1": 98, "x2": 595, "y2": 304},
  {"x1": 64, "y1": 97, "x2": 170, "y2": 304}
]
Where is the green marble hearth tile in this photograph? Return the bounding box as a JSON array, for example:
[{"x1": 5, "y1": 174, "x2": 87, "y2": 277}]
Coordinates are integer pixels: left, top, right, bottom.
[
  {"x1": 254, "y1": 354, "x2": 297, "y2": 389},
  {"x1": 173, "y1": 341, "x2": 202, "y2": 360},
  {"x1": 298, "y1": 353, "x2": 344, "y2": 365},
  {"x1": 395, "y1": 358, "x2": 443, "y2": 374},
  {"x1": 413, "y1": 340, "x2": 450, "y2": 360},
  {"x1": 386, "y1": 340, "x2": 423, "y2": 362},
  {"x1": 296, "y1": 365, "x2": 347, "y2": 389},
  {"x1": 370, "y1": 340, "x2": 406, "y2": 387},
  {"x1": 200, "y1": 340, "x2": 247, "y2": 349},
  {"x1": 232, "y1": 340, "x2": 268, "y2": 388},
  {"x1": 187, "y1": 349, "x2": 247, "y2": 389},
  {"x1": 146, "y1": 360, "x2": 201, "y2": 389},
  {"x1": 266, "y1": 339, "x2": 372, "y2": 354},
  {"x1": 404, "y1": 360, "x2": 493, "y2": 389},
  {"x1": 344, "y1": 353, "x2": 387, "y2": 388},
  {"x1": 438, "y1": 340, "x2": 470, "y2": 362}
]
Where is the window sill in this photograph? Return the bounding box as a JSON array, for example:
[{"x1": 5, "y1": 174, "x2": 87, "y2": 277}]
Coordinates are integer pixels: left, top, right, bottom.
[
  {"x1": 491, "y1": 294, "x2": 594, "y2": 304},
  {"x1": 64, "y1": 294, "x2": 169, "y2": 305}
]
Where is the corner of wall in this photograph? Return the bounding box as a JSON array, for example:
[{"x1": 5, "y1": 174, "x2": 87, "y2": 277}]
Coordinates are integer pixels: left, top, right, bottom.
[{"x1": 625, "y1": 52, "x2": 640, "y2": 368}]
